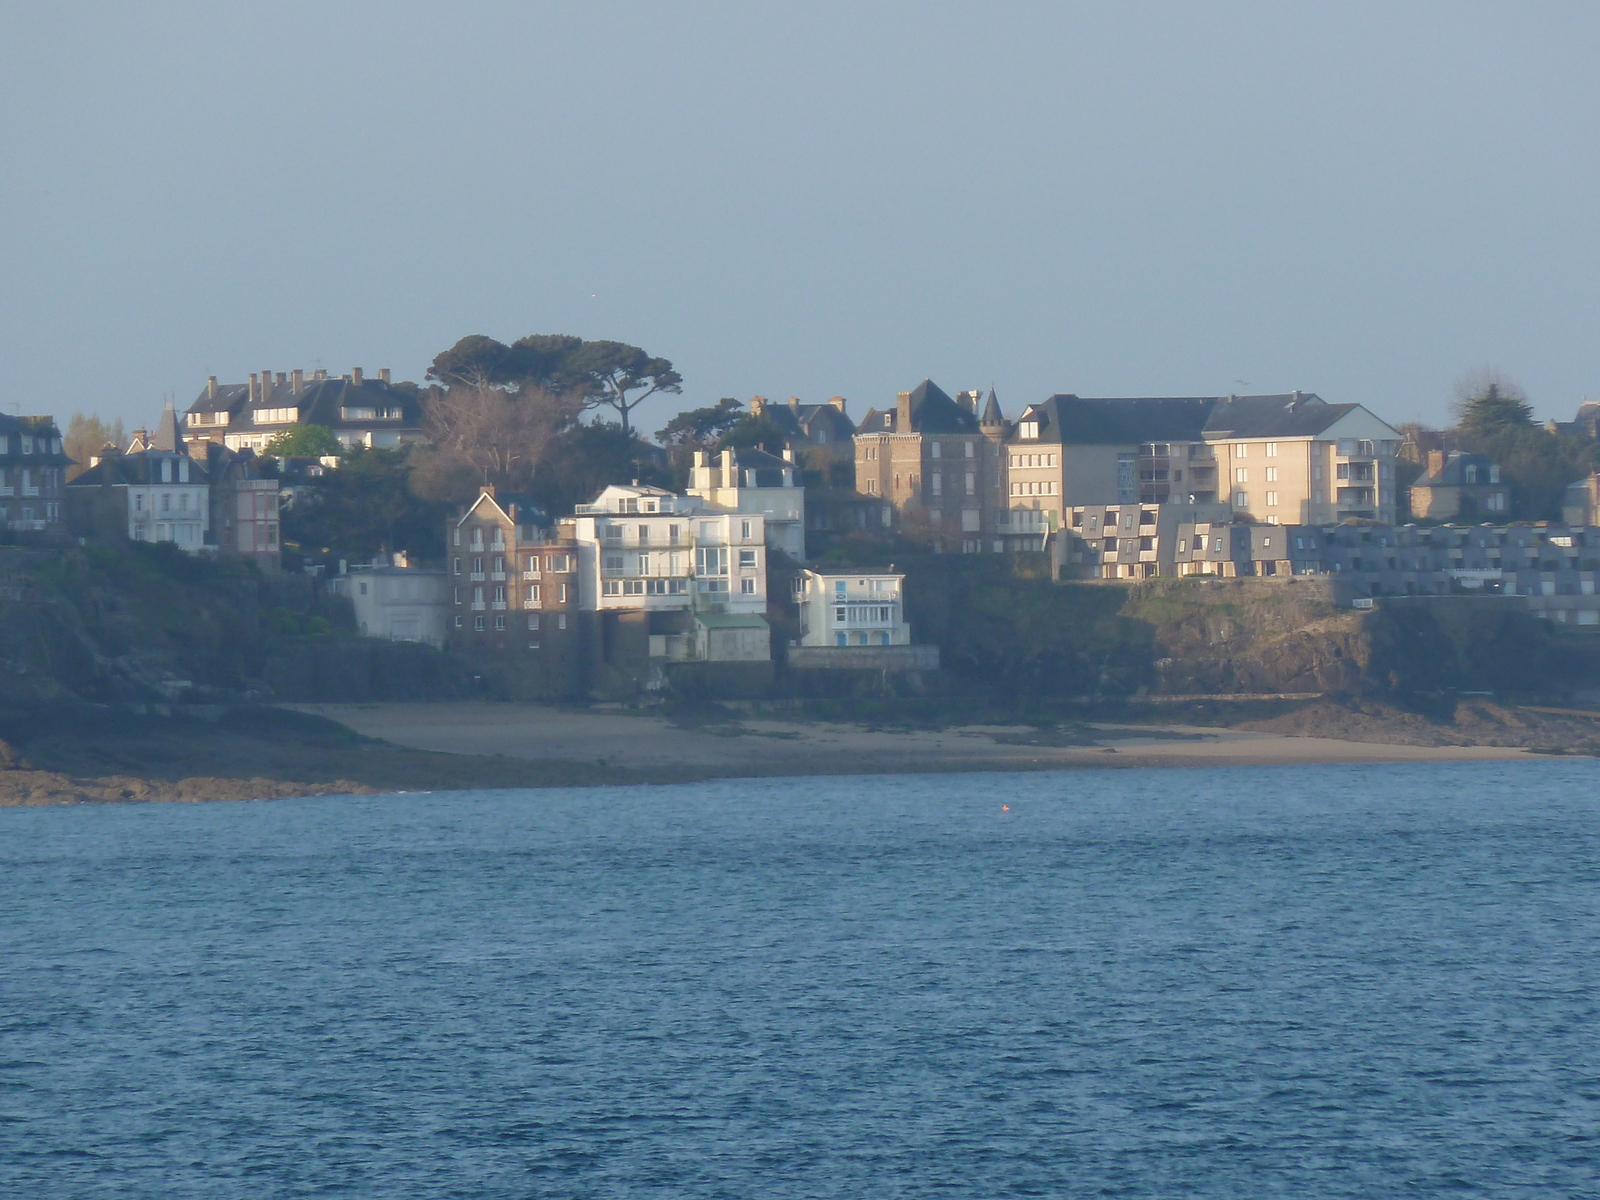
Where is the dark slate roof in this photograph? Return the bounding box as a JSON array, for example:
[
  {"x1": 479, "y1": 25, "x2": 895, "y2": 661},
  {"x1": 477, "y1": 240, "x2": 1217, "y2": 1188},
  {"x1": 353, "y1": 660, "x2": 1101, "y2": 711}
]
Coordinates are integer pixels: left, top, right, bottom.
[
  {"x1": 460, "y1": 490, "x2": 549, "y2": 528},
  {"x1": 727, "y1": 446, "x2": 790, "y2": 470},
  {"x1": 1014, "y1": 391, "x2": 1352, "y2": 445},
  {"x1": 1202, "y1": 394, "x2": 1354, "y2": 438},
  {"x1": 68, "y1": 450, "x2": 209, "y2": 487},
  {"x1": 858, "y1": 380, "x2": 981, "y2": 435},
  {"x1": 186, "y1": 375, "x2": 423, "y2": 434},
  {"x1": 1416, "y1": 452, "x2": 1500, "y2": 488},
  {"x1": 0, "y1": 413, "x2": 69, "y2": 464},
  {"x1": 1020, "y1": 395, "x2": 1214, "y2": 444},
  {"x1": 762, "y1": 400, "x2": 857, "y2": 444}
]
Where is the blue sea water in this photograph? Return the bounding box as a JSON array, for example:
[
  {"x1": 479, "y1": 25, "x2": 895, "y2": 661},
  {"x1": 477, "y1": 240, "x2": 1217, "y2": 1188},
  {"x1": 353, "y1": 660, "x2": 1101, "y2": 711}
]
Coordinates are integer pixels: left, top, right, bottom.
[{"x1": 3, "y1": 762, "x2": 1599, "y2": 1198}]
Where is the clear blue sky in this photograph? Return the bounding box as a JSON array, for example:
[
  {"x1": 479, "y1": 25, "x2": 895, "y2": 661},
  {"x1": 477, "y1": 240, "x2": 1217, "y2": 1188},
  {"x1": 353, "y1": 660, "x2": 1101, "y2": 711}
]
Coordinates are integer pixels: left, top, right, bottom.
[{"x1": 5, "y1": 1, "x2": 1599, "y2": 437}]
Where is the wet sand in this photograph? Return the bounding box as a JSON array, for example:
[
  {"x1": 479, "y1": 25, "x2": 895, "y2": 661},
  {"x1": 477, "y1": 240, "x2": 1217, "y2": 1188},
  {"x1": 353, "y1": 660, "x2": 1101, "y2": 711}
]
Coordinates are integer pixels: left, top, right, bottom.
[{"x1": 292, "y1": 703, "x2": 1532, "y2": 776}]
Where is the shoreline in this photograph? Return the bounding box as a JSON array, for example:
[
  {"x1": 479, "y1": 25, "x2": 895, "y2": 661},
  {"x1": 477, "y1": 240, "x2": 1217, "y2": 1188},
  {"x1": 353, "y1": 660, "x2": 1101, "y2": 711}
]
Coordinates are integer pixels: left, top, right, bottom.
[{"x1": 4, "y1": 699, "x2": 1585, "y2": 809}]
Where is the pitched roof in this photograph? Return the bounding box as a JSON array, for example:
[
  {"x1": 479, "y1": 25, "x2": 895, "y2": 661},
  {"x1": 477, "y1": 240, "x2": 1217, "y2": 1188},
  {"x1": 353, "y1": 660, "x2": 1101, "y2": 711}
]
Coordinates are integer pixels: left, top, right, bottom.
[
  {"x1": 1013, "y1": 391, "x2": 1375, "y2": 445},
  {"x1": 980, "y1": 388, "x2": 1004, "y2": 426},
  {"x1": 858, "y1": 379, "x2": 980, "y2": 435},
  {"x1": 457, "y1": 490, "x2": 548, "y2": 527},
  {"x1": 1415, "y1": 452, "x2": 1500, "y2": 488},
  {"x1": 186, "y1": 375, "x2": 423, "y2": 434},
  {"x1": 68, "y1": 450, "x2": 209, "y2": 487},
  {"x1": 760, "y1": 400, "x2": 857, "y2": 444}
]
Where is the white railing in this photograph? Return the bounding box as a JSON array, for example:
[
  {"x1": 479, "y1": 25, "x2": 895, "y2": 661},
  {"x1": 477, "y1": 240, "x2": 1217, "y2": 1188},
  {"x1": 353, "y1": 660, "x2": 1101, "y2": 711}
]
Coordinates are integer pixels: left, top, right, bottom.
[
  {"x1": 489, "y1": 571, "x2": 505, "y2": 581},
  {"x1": 491, "y1": 601, "x2": 507, "y2": 611},
  {"x1": 469, "y1": 571, "x2": 485, "y2": 581},
  {"x1": 470, "y1": 601, "x2": 486, "y2": 611}
]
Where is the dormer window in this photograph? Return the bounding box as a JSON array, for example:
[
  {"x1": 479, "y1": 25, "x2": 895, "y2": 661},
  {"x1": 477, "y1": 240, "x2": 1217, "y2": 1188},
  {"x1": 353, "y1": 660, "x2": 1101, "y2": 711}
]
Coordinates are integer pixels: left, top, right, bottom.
[
  {"x1": 882, "y1": 413, "x2": 892, "y2": 429},
  {"x1": 1019, "y1": 421, "x2": 1039, "y2": 439}
]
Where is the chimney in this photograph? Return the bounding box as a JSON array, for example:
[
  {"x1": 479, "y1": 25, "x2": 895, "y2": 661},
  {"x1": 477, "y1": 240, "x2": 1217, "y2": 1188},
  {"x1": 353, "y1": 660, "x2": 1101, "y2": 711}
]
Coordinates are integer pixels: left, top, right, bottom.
[
  {"x1": 782, "y1": 444, "x2": 794, "y2": 463},
  {"x1": 351, "y1": 367, "x2": 364, "y2": 387},
  {"x1": 750, "y1": 395, "x2": 766, "y2": 416},
  {"x1": 393, "y1": 551, "x2": 408, "y2": 568},
  {"x1": 207, "y1": 376, "x2": 218, "y2": 400},
  {"x1": 379, "y1": 368, "x2": 391, "y2": 384},
  {"x1": 276, "y1": 372, "x2": 286, "y2": 388},
  {"x1": 720, "y1": 448, "x2": 734, "y2": 488},
  {"x1": 291, "y1": 369, "x2": 304, "y2": 395},
  {"x1": 480, "y1": 484, "x2": 495, "y2": 497},
  {"x1": 788, "y1": 396, "x2": 800, "y2": 409},
  {"x1": 829, "y1": 396, "x2": 847, "y2": 413},
  {"x1": 248, "y1": 372, "x2": 258, "y2": 404},
  {"x1": 896, "y1": 390, "x2": 913, "y2": 430},
  {"x1": 1427, "y1": 450, "x2": 1446, "y2": 476},
  {"x1": 693, "y1": 449, "x2": 706, "y2": 468},
  {"x1": 314, "y1": 368, "x2": 327, "y2": 380},
  {"x1": 262, "y1": 370, "x2": 272, "y2": 400}
]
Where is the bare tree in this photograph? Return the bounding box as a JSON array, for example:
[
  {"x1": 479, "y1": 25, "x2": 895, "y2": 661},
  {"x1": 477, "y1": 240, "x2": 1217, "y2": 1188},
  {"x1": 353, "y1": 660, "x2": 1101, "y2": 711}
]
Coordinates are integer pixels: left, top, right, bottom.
[{"x1": 415, "y1": 382, "x2": 581, "y2": 498}]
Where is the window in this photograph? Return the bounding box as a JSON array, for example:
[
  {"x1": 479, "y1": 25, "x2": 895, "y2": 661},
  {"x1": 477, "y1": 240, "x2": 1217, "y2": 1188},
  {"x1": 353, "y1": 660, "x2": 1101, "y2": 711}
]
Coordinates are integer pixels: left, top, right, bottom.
[
  {"x1": 602, "y1": 580, "x2": 620, "y2": 596},
  {"x1": 931, "y1": 474, "x2": 942, "y2": 496},
  {"x1": 453, "y1": 587, "x2": 461, "y2": 604},
  {"x1": 528, "y1": 614, "x2": 540, "y2": 630},
  {"x1": 494, "y1": 615, "x2": 506, "y2": 631},
  {"x1": 931, "y1": 442, "x2": 941, "y2": 459},
  {"x1": 965, "y1": 441, "x2": 974, "y2": 458},
  {"x1": 493, "y1": 555, "x2": 504, "y2": 573},
  {"x1": 1233, "y1": 492, "x2": 1249, "y2": 508},
  {"x1": 604, "y1": 524, "x2": 622, "y2": 541},
  {"x1": 1233, "y1": 444, "x2": 1247, "y2": 458},
  {"x1": 604, "y1": 554, "x2": 624, "y2": 572},
  {"x1": 741, "y1": 520, "x2": 752, "y2": 540},
  {"x1": 557, "y1": 614, "x2": 567, "y2": 629},
  {"x1": 738, "y1": 549, "x2": 757, "y2": 567},
  {"x1": 526, "y1": 584, "x2": 540, "y2": 603},
  {"x1": 1266, "y1": 492, "x2": 1279, "y2": 507},
  {"x1": 837, "y1": 633, "x2": 847, "y2": 646},
  {"x1": 473, "y1": 586, "x2": 484, "y2": 603},
  {"x1": 1235, "y1": 468, "x2": 1248, "y2": 483},
  {"x1": 557, "y1": 584, "x2": 567, "y2": 603},
  {"x1": 1265, "y1": 466, "x2": 1278, "y2": 482},
  {"x1": 835, "y1": 606, "x2": 847, "y2": 622},
  {"x1": 741, "y1": 577, "x2": 756, "y2": 594},
  {"x1": 162, "y1": 494, "x2": 171, "y2": 512},
  {"x1": 696, "y1": 546, "x2": 729, "y2": 575},
  {"x1": 453, "y1": 557, "x2": 461, "y2": 575},
  {"x1": 493, "y1": 585, "x2": 505, "y2": 603},
  {"x1": 453, "y1": 529, "x2": 461, "y2": 546},
  {"x1": 454, "y1": 615, "x2": 463, "y2": 628},
  {"x1": 637, "y1": 524, "x2": 649, "y2": 543},
  {"x1": 524, "y1": 556, "x2": 539, "y2": 575},
  {"x1": 699, "y1": 521, "x2": 714, "y2": 540},
  {"x1": 1019, "y1": 421, "x2": 1039, "y2": 439},
  {"x1": 472, "y1": 557, "x2": 483, "y2": 574},
  {"x1": 646, "y1": 579, "x2": 668, "y2": 594},
  {"x1": 473, "y1": 616, "x2": 485, "y2": 631},
  {"x1": 1265, "y1": 443, "x2": 1278, "y2": 457},
  {"x1": 965, "y1": 472, "x2": 975, "y2": 495},
  {"x1": 637, "y1": 553, "x2": 651, "y2": 574},
  {"x1": 548, "y1": 554, "x2": 570, "y2": 573}
]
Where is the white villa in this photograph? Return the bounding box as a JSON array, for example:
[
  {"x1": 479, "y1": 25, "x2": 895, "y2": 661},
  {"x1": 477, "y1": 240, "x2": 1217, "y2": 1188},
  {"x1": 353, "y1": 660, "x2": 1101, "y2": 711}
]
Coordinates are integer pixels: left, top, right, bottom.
[{"x1": 795, "y1": 568, "x2": 910, "y2": 647}]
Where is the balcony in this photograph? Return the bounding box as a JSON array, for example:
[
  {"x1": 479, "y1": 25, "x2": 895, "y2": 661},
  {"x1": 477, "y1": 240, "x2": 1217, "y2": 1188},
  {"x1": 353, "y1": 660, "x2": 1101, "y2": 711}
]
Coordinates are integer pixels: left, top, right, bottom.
[
  {"x1": 490, "y1": 571, "x2": 506, "y2": 581},
  {"x1": 491, "y1": 601, "x2": 507, "y2": 611},
  {"x1": 469, "y1": 571, "x2": 485, "y2": 581},
  {"x1": 522, "y1": 570, "x2": 540, "y2": 581},
  {"x1": 470, "y1": 601, "x2": 486, "y2": 611}
]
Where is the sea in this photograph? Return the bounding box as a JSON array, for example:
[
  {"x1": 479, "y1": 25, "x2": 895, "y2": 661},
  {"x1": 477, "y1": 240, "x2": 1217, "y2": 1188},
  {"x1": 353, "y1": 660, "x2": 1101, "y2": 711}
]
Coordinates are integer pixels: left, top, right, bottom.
[{"x1": 3, "y1": 761, "x2": 1598, "y2": 1198}]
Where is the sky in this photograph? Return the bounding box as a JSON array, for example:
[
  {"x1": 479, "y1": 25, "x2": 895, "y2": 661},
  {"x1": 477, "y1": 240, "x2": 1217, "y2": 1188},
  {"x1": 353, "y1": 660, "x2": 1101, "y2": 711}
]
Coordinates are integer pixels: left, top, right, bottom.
[{"x1": 5, "y1": 1, "x2": 1600, "y2": 438}]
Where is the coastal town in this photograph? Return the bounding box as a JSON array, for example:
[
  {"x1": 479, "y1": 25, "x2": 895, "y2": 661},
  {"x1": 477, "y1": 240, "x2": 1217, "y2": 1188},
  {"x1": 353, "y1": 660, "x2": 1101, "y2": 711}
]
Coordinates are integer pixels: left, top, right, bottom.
[{"x1": 6, "y1": 347, "x2": 1600, "y2": 712}]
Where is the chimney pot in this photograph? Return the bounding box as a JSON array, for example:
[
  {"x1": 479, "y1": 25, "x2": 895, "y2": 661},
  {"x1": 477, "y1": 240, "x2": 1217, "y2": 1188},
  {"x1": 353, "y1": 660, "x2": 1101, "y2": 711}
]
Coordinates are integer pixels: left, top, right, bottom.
[
  {"x1": 379, "y1": 368, "x2": 391, "y2": 384},
  {"x1": 829, "y1": 396, "x2": 847, "y2": 413},
  {"x1": 1427, "y1": 450, "x2": 1447, "y2": 476},
  {"x1": 351, "y1": 367, "x2": 364, "y2": 386}
]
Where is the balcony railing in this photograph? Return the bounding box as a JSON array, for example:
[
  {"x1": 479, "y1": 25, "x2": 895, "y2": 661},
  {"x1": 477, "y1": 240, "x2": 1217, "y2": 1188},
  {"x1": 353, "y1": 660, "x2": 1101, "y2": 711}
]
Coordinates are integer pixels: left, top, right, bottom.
[
  {"x1": 469, "y1": 571, "x2": 485, "y2": 581},
  {"x1": 522, "y1": 570, "x2": 540, "y2": 581},
  {"x1": 470, "y1": 601, "x2": 486, "y2": 611},
  {"x1": 491, "y1": 601, "x2": 507, "y2": 611},
  {"x1": 490, "y1": 571, "x2": 506, "y2": 581}
]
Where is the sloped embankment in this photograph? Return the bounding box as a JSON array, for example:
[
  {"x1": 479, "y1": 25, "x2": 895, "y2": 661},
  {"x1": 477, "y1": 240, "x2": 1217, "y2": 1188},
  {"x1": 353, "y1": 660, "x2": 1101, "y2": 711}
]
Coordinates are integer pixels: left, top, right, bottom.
[{"x1": 1118, "y1": 577, "x2": 1600, "y2": 699}]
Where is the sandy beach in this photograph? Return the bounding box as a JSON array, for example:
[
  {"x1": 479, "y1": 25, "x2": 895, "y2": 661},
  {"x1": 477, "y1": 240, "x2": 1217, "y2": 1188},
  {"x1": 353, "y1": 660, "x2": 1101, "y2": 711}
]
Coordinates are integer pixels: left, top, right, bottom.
[{"x1": 291, "y1": 702, "x2": 1533, "y2": 776}]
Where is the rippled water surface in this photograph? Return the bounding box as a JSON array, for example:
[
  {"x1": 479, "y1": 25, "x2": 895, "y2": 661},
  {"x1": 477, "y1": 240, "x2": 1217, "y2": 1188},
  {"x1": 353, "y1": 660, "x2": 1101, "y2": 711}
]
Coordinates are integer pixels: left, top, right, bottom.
[{"x1": 4, "y1": 761, "x2": 1600, "y2": 1197}]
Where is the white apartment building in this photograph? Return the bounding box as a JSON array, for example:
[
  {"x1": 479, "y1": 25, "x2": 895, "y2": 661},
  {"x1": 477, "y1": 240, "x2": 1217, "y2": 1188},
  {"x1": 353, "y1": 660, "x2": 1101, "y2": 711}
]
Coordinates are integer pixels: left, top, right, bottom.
[
  {"x1": 687, "y1": 446, "x2": 806, "y2": 560},
  {"x1": 66, "y1": 450, "x2": 210, "y2": 550},
  {"x1": 794, "y1": 568, "x2": 910, "y2": 647},
  {"x1": 568, "y1": 483, "x2": 768, "y2": 615}
]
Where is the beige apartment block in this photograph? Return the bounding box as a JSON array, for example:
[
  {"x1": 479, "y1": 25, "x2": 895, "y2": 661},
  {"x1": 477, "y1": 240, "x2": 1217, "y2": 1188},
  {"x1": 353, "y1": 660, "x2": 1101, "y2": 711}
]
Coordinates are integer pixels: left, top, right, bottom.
[{"x1": 1005, "y1": 392, "x2": 1401, "y2": 530}]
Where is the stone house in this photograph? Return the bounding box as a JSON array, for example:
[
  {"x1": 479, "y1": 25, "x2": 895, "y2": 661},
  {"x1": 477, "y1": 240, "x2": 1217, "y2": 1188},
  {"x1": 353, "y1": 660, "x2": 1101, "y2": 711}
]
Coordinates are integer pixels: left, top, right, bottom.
[
  {"x1": 0, "y1": 414, "x2": 68, "y2": 532},
  {"x1": 1408, "y1": 451, "x2": 1509, "y2": 520},
  {"x1": 445, "y1": 488, "x2": 582, "y2": 692},
  {"x1": 853, "y1": 380, "x2": 1009, "y2": 552}
]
